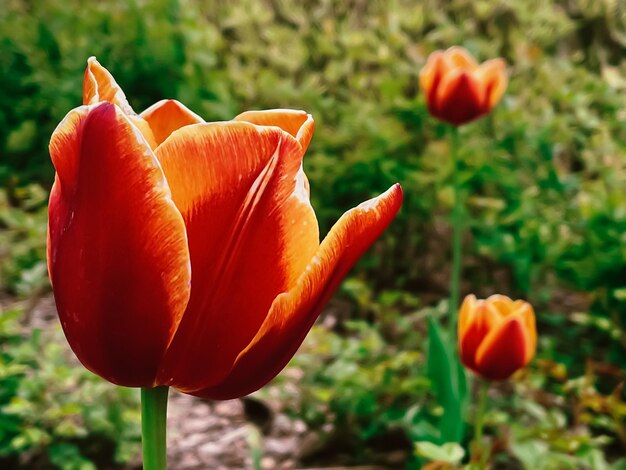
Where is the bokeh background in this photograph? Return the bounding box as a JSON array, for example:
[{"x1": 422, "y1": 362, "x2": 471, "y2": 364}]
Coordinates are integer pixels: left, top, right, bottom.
[{"x1": 1, "y1": 0, "x2": 626, "y2": 468}]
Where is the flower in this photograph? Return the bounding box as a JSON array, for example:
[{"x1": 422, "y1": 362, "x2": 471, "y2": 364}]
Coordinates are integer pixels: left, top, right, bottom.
[
  {"x1": 48, "y1": 57, "x2": 403, "y2": 399},
  {"x1": 419, "y1": 47, "x2": 507, "y2": 126},
  {"x1": 458, "y1": 294, "x2": 536, "y2": 380}
]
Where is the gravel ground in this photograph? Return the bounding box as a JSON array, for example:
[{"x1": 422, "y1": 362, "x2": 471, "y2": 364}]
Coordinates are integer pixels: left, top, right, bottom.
[{"x1": 167, "y1": 392, "x2": 305, "y2": 469}]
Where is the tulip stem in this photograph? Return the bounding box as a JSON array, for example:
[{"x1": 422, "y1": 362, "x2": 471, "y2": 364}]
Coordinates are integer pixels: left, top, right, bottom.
[
  {"x1": 141, "y1": 386, "x2": 169, "y2": 470},
  {"x1": 473, "y1": 381, "x2": 490, "y2": 470},
  {"x1": 449, "y1": 125, "x2": 463, "y2": 337}
]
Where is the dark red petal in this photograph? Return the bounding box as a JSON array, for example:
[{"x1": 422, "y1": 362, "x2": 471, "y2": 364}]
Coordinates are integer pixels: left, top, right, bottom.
[
  {"x1": 434, "y1": 71, "x2": 485, "y2": 126},
  {"x1": 474, "y1": 315, "x2": 529, "y2": 380},
  {"x1": 48, "y1": 102, "x2": 190, "y2": 387}
]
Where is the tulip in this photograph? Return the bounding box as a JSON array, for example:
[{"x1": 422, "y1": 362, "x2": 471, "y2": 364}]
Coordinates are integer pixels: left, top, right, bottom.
[
  {"x1": 48, "y1": 57, "x2": 403, "y2": 399},
  {"x1": 419, "y1": 47, "x2": 507, "y2": 126},
  {"x1": 458, "y1": 294, "x2": 536, "y2": 380}
]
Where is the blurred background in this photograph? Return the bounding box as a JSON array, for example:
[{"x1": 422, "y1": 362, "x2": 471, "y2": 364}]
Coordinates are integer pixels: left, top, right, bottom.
[{"x1": 1, "y1": 0, "x2": 626, "y2": 468}]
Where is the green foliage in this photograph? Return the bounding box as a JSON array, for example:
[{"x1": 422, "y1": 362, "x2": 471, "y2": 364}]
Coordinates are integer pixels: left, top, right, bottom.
[
  {"x1": 415, "y1": 441, "x2": 465, "y2": 466},
  {"x1": 486, "y1": 371, "x2": 626, "y2": 470},
  {"x1": 0, "y1": 186, "x2": 48, "y2": 297},
  {"x1": 269, "y1": 296, "x2": 625, "y2": 468},
  {"x1": 1, "y1": 0, "x2": 626, "y2": 466},
  {"x1": 0, "y1": 307, "x2": 141, "y2": 468},
  {"x1": 280, "y1": 320, "x2": 430, "y2": 440},
  {"x1": 426, "y1": 317, "x2": 467, "y2": 443}
]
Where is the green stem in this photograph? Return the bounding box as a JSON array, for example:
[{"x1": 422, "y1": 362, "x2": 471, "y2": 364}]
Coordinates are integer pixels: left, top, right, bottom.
[
  {"x1": 449, "y1": 125, "x2": 463, "y2": 338},
  {"x1": 473, "y1": 381, "x2": 490, "y2": 470},
  {"x1": 141, "y1": 386, "x2": 169, "y2": 470}
]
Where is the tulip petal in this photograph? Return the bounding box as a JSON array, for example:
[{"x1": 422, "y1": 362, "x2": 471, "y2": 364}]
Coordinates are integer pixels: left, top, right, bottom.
[
  {"x1": 419, "y1": 51, "x2": 447, "y2": 113},
  {"x1": 446, "y1": 46, "x2": 479, "y2": 70},
  {"x1": 48, "y1": 102, "x2": 191, "y2": 387},
  {"x1": 458, "y1": 297, "x2": 500, "y2": 371},
  {"x1": 485, "y1": 294, "x2": 516, "y2": 316},
  {"x1": 436, "y1": 70, "x2": 485, "y2": 125},
  {"x1": 233, "y1": 110, "x2": 314, "y2": 200},
  {"x1": 474, "y1": 315, "x2": 530, "y2": 380},
  {"x1": 82, "y1": 57, "x2": 157, "y2": 148},
  {"x1": 477, "y1": 58, "x2": 507, "y2": 109},
  {"x1": 516, "y1": 303, "x2": 537, "y2": 363},
  {"x1": 49, "y1": 107, "x2": 88, "y2": 191},
  {"x1": 458, "y1": 294, "x2": 478, "y2": 340},
  {"x1": 141, "y1": 99, "x2": 205, "y2": 147},
  {"x1": 46, "y1": 175, "x2": 60, "y2": 287},
  {"x1": 154, "y1": 122, "x2": 320, "y2": 390},
  {"x1": 234, "y1": 109, "x2": 315, "y2": 151},
  {"x1": 193, "y1": 184, "x2": 403, "y2": 399},
  {"x1": 83, "y1": 57, "x2": 133, "y2": 113}
]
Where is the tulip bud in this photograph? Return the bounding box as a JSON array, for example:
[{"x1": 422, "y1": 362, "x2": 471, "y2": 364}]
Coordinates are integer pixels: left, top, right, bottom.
[
  {"x1": 458, "y1": 294, "x2": 536, "y2": 380},
  {"x1": 419, "y1": 47, "x2": 507, "y2": 126}
]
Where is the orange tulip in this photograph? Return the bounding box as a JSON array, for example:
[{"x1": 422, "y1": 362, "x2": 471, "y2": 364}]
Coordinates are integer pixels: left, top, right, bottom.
[
  {"x1": 48, "y1": 57, "x2": 403, "y2": 399},
  {"x1": 458, "y1": 294, "x2": 536, "y2": 380},
  {"x1": 419, "y1": 47, "x2": 507, "y2": 126}
]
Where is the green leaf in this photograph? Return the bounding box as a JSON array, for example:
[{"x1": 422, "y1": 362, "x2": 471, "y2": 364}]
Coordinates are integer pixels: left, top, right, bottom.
[
  {"x1": 48, "y1": 443, "x2": 96, "y2": 470},
  {"x1": 426, "y1": 317, "x2": 467, "y2": 443},
  {"x1": 415, "y1": 441, "x2": 465, "y2": 464},
  {"x1": 610, "y1": 459, "x2": 626, "y2": 470}
]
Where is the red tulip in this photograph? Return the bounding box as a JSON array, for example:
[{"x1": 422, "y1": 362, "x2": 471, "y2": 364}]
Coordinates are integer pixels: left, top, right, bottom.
[
  {"x1": 458, "y1": 294, "x2": 536, "y2": 380},
  {"x1": 48, "y1": 58, "x2": 403, "y2": 399},
  {"x1": 419, "y1": 47, "x2": 507, "y2": 126}
]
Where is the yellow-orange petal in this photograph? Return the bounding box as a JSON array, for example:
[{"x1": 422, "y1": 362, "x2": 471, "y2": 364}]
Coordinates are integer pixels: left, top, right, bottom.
[
  {"x1": 458, "y1": 298, "x2": 500, "y2": 371},
  {"x1": 445, "y1": 46, "x2": 479, "y2": 70},
  {"x1": 485, "y1": 294, "x2": 516, "y2": 316},
  {"x1": 83, "y1": 57, "x2": 133, "y2": 113},
  {"x1": 154, "y1": 122, "x2": 320, "y2": 391},
  {"x1": 234, "y1": 109, "x2": 315, "y2": 152},
  {"x1": 82, "y1": 57, "x2": 157, "y2": 148},
  {"x1": 49, "y1": 106, "x2": 87, "y2": 191},
  {"x1": 435, "y1": 70, "x2": 485, "y2": 125},
  {"x1": 46, "y1": 175, "x2": 61, "y2": 288},
  {"x1": 516, "y1": 302, "x2": 537, "y2": 363},
  {"x1": 458, "y1": 294, "x2": 478, "y2": 339},
  {"x1": 419, "y1": 51, "x2": 447, "y2": 108},
  {"x1": 474, "y1": 315, "x2": 530, "y2": 380},
  {"x1": 48, "y1": 102, "x2": 191, "y2": 387},
  {"x1": 193, "y1": 184, "x2": 403, "y2": 399},
  {"x1": 476, "y1": 58, "x2": 507, "y2": 110},
  {"x1": 141, "y1": 99, "x2": 204, "y2": 147}
]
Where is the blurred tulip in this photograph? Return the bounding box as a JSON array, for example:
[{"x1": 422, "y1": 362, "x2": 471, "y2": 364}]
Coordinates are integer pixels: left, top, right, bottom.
[
  {"x1": 458, "y1": 294, "x2": 536, "y2": 380},
  {"x1": 47, "y1": 57, "x2": 403, "y2": 399},
  {"x1": 419, "y1": 47, "x2": 507, "y2": 126}
]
